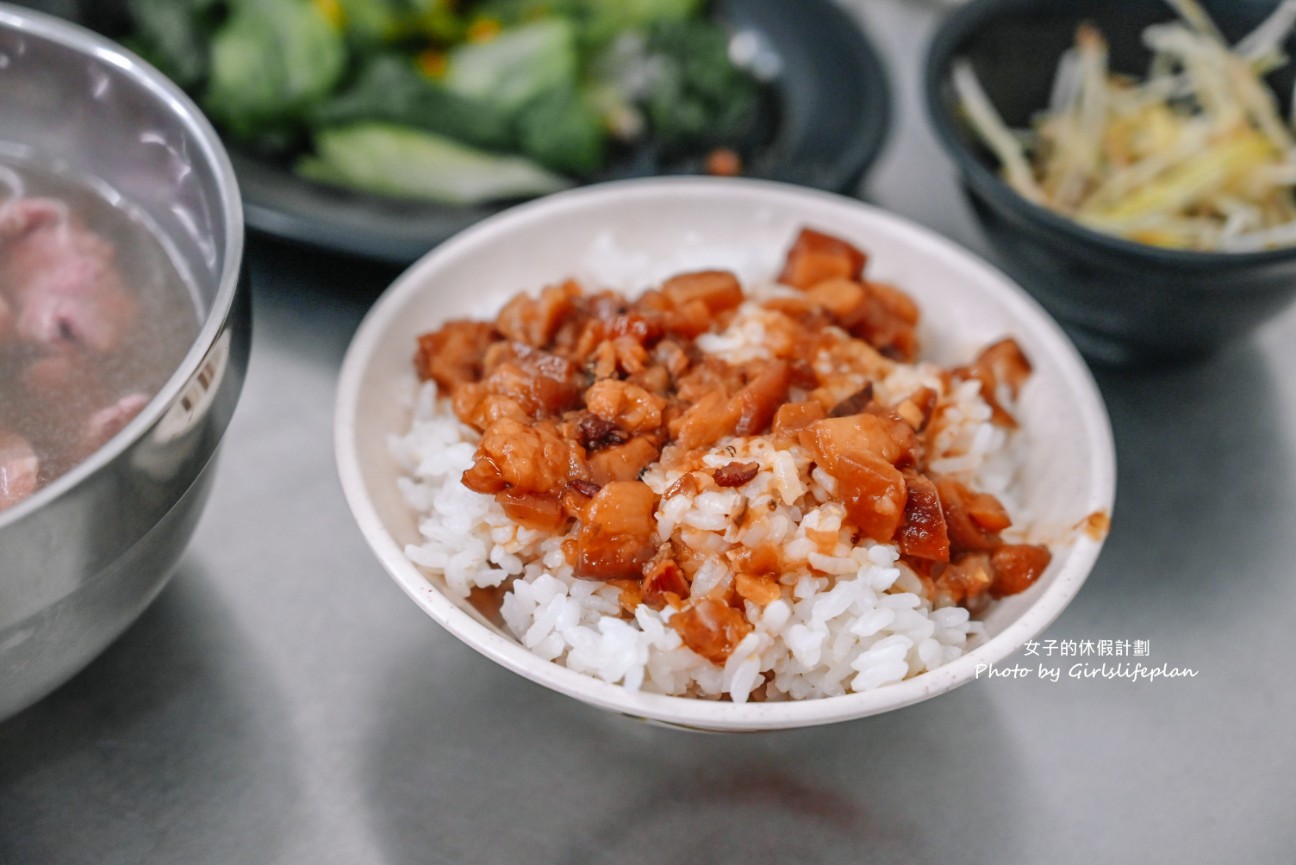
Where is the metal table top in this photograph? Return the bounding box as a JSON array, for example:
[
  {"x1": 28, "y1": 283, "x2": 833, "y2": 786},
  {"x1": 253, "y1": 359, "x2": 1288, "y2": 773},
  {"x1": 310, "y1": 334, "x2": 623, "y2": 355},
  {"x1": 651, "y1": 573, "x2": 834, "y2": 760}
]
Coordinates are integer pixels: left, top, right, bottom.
[{"x1": 3, "y1": 3, "x2": 1293, "y2": 862}]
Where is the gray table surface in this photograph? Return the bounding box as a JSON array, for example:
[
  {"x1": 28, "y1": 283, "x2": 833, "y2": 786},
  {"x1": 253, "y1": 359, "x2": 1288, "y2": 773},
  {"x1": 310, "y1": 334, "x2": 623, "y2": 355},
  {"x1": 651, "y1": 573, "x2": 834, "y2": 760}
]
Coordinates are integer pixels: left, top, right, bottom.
[{"x1": 4, "y1": 2, "x2": 1295, "y2": 863}]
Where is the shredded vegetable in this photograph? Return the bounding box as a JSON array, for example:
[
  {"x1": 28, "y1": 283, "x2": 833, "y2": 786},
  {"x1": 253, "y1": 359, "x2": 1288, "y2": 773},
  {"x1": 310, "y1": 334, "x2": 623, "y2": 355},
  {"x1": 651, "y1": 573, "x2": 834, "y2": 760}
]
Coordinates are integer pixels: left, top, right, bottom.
[{"x1": 955, "y1": 0, "x2": 1296, "y2": 251}]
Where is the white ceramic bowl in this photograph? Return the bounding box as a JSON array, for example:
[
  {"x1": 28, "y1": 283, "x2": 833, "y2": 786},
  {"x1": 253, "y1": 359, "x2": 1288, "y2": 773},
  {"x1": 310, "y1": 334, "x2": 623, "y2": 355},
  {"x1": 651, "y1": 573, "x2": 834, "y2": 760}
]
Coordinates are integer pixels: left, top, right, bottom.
[{"x1": 335, "y1": 178, "x2": 1116, "y2": 732}]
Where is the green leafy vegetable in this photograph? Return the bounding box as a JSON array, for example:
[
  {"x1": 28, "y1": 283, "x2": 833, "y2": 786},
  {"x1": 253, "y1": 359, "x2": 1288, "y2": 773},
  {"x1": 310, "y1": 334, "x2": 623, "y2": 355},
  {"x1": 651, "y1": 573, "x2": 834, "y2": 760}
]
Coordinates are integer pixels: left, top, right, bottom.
[
  {"x1": 334, "y1": 0, "x2": 406, "y2": 44},
  {"x1": 204, "y1": 0, "x2": 347, "y2": 146},
  {"x1": 125, "y1": 0, "x2": 762, "y2": 204},
  {"x1": 335, "y1": 0, "x2": 463, "y2": 45},
  {"x1": 310, "y1": 55, "x2": 514, "y2": 151},
  {"x1": 125, "y1": 0, "x2": 222, "y2": 90},
  {"x1": 514, "y1": 86, "x2": 606, "y2": 176},
  {"x1": 640, "y1": 20, "x2": 759, "y2": 155},
  {"x1": 296, "y1": 123, "x2": 573, "y2": 204},
  {"x1": 581, "y1": 0, "x2": 703, "y2": 45},
  {"x1": 469, "y1": 0, "x2": 584, "y2": 27},
  {"x1": 443, "y1": 19, "x2": 579, "y2": 114}
]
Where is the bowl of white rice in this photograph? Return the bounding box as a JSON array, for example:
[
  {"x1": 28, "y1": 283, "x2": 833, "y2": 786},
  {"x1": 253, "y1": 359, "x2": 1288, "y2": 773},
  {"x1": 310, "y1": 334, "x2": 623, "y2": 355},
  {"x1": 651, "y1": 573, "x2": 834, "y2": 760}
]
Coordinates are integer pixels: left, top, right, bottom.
[{"x1": 335, "y1": 177, "x2": 1115, "y2": 732}]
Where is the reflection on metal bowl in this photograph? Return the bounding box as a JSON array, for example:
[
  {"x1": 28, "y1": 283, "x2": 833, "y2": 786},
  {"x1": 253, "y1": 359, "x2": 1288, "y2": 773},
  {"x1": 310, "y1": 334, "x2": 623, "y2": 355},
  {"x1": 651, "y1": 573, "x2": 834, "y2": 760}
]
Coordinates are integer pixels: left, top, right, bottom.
[{"x1": 0, "y1": 4, "x2": 250, "y2": 721}]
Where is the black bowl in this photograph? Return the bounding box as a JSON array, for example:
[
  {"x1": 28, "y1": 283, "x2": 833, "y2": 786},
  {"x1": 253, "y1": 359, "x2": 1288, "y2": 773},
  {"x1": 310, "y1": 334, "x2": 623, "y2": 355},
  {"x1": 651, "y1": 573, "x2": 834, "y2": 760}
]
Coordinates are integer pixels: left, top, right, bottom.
[{"x1": 925, "y1": 0, "x2": 1296, "y2": 366}]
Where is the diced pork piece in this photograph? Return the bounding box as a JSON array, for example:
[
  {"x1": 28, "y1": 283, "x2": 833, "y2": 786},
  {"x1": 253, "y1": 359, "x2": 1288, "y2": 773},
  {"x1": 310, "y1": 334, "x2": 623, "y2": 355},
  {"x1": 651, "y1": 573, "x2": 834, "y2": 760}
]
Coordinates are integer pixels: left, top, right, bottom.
[
  {"x1": 758, "y1": 294, "x2": 822, "y2": 326},
  {"x1": 847, "y1": 282, "x2": 921, "y2": 362},
  {"x1": 559, "y1": 479, "x2": 601, "y2": 523},
  {"x1": 670, "y1": 598, "x2": 754, "y2": 663},
  {"x1": 652, "y1": 338, "x2": 692, "y2": 380},
  {"x1": 628, "y1": 364, "x2": 670, "y2": 396},
  {"x1": 462, "y1": 419, "x2": 582, "y2": 495},
  {"x1": 730, "y1": 360, "x2": 790, "y2": 437},
  {"x1": 828, "y1": 384, "x2": 874, "y2": 418},
  {"x1": 610, "y1": 310, "x2": 666, "y2": 346},
  {"x1": 588, "y1": 435, "x2": 660, "y2": 486},
  {"x1": 734, "y1": 571, "x2": 782, "y2": 606},
  {"x1": 893, "y1": 387, "x2": 938, "y2": 432},
  {"x1": 772, "y1": 400, "x2": 826, "y2": 436},
  {"x1": 894, "y1": 472, "x2": 950, "y2": 561},
  {"x1": 671, "y1": 391, "x2": 741, "y2": 452},
  {"x1": 730, "y1": 542, "x2": 781, "y2": 578},
  {"x1": 803, "y1": 413, "x2": 918, "y2": 469},
  {"x1": 642, "y1": 556, "x2": 690, "y2": 606},
  {"x1": 479, "y1": 342, "x2": 584, "y2": 419},
  {"x1": 990, "y1": 544, "x2": 1052, "y2": 597},
  {"x1": 663, "y1": 298, "x2": 713, "y2": 339},
  {"x1": 936, "y1": 477, "x2": 1011, "y2": 554},
  {"x1": 494, "y1": 281, "x2": 579, "y2": 348},
  {"x1": 584, "y1": 378, "x2": 666, "y2": 434},
  {"x1": 778, "y1": 228, "x2": 867, "y2": 290},
  {"x1": 498, "y1": 490, "x2": 567, "y2": 533},
  {"x1": 452, "y1": 384, "x2": 528, "y2": 432},
  {"x1": 575, "y1": 480, "x2": 658, "y2": 580},
  {"x1": 674, "y1": 355, "x2": 744, "y2": 405},
  {"x1": 0, "y1": 430, "x2": 39, "y2": 511},
  {"x1": 661, "y1": 271, "x2": 744, "y2": 314},
  {"x1": 803, "y1": 277, "x2": 868, "y2": 322},
  {"x1": 576, "y1": 413, "x2": 630, "y2": 452},
  {"x1": 863, "y1": 281, "x2": 920, "y2": 327},
  {"x1": 415, "y1": 320, "x2": 496, "y2": 394},
  {"x1": 952, "y1": 337, "x2": 1032, "y2": 427},
  {"x1": 713, "y1": 461, "x2": 759, "y2": 488},
  {"x1": 799, "y1": 416, "x2": 910, "y2": 542},
  {"x1": 2, "y1": 198, "x2": 135, "y2": 354},
  {"x1": 933, "y1": 553, "x2": 994, "y2": 606},
  {"x1": 976, "y1": 338, "x2": 1032, "y2": 397}
]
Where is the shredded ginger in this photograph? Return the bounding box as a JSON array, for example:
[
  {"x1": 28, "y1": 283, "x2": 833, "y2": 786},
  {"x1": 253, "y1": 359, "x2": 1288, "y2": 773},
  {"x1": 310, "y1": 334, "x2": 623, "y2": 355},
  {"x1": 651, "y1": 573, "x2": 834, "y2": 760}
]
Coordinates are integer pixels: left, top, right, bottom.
[{"x1": 955, "y1": 0, "x2": 1296, "y2": 252}]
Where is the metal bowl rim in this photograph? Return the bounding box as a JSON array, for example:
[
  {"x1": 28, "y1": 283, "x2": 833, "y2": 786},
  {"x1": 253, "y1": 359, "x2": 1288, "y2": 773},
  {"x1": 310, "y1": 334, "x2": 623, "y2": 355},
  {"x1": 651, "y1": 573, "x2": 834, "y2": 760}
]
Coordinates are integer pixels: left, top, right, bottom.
[{"x1": 0, "y1": 3, "x2": 245, "y2": 529}]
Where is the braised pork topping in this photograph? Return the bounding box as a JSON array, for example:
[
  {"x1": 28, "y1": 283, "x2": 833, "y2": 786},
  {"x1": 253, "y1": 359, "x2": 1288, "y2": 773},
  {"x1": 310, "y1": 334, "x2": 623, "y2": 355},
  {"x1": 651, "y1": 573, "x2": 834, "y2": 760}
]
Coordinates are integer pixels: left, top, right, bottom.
[{"x1": 415, "y1": 228, "x2": 1051, "y2": 659}]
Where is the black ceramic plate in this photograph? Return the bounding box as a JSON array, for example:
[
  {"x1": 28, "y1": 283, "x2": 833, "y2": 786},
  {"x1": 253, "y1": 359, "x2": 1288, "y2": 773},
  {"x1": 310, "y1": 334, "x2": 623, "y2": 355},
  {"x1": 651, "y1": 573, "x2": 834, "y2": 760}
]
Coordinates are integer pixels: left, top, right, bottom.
[{"x1": 25, "y1": 0, "x2": 890, "y2": 263}]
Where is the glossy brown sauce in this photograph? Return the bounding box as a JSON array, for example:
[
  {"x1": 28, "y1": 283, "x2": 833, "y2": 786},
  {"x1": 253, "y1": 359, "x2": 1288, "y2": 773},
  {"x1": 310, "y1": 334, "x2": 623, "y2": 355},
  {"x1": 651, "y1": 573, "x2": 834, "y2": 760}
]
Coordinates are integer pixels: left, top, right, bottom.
[{"x1": 415, "y1": 228, "x2": 1053, "y2": 661}]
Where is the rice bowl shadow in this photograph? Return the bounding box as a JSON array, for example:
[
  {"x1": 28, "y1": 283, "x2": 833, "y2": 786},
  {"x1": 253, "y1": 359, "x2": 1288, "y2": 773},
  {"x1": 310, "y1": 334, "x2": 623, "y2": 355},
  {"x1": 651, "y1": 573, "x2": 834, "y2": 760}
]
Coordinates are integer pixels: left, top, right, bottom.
[
  {"x1": 1085, "y1": 336, "x2": 1296, "y2": 629},
  {"x1": 356, "y1": 621, "x2": 1038, "y2": 865}
]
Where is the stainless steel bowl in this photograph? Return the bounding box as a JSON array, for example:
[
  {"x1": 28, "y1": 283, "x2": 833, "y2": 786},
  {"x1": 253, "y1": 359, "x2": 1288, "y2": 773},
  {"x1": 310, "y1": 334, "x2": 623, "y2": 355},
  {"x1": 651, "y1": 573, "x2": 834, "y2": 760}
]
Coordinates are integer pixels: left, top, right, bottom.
[{"x1": 0, "y1": 4, "x2": 250, "y2": 720}]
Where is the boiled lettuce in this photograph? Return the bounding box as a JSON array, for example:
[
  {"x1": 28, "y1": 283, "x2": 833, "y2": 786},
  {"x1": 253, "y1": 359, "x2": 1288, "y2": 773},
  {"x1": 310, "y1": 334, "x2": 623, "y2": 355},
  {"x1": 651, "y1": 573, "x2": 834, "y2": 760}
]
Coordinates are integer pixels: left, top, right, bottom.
[
  {"x1": 514, "y1": 85, "x2": 606, "y2": 176},
  {"x1": 310, "y1": 55, "x2": 514, "y2": 151},
  {"x1": 640, "y1": 20, "x2": 759, "y2": 155},
  {"x1": 125, "y1": 0, "x2": 222, "y2": 89},
  {"x1": 443, "y1": 19, "x2": 578, "y2": 114},
  {"x1": 296, "y1": 123, "x2": 572, "y2": 204},
  {"x1": 581, "y1": 0, "x2": 703, "y2": 44},
  {"x1": 204, "y1": 0, "x2": 347, "y2": 145}
]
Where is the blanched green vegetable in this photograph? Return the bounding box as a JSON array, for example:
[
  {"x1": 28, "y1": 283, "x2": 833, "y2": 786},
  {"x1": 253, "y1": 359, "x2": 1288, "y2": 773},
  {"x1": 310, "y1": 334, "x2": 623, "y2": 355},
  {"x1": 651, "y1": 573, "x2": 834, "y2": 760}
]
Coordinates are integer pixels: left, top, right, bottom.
[
  {"x1": 296, "y1": 123, "x2": 572, "y2": 204},
  {"x1": 470, "y1": 0, "x2": 584, "y2": 27},
  {"x1": 127, "y1": 0, "x2": 760, "y2": 203},
  {"x1": 641, "y1": 20, "x2": 759, "y2": 155},
  {"x1": 443, "y1": 19, "x2": 579, "y2": 113},
  {"x1": 582, "y1": 0, "x2": 703, "y2": 45},
  {"x1": 515, "y1": 86, "x2": 606, "y2": 175},
  {"x1": 126, "y1": 0, "x2": 221, "y2": 89},
  {"x1": 335, "y1": 0, "x2": 463, "y2": 45},
  {"x1": 205, "y1": 0, "x2": 347, "y2": 145},
  {"x1": 469, "y1": 0, "x2": 700, "y2": 44},
  {"x1": 310, "y1": 55, "x2": 514, "y2": 151},
  {"x1": 334, "y1": 0, "x2": 406, "y2": 44}
]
